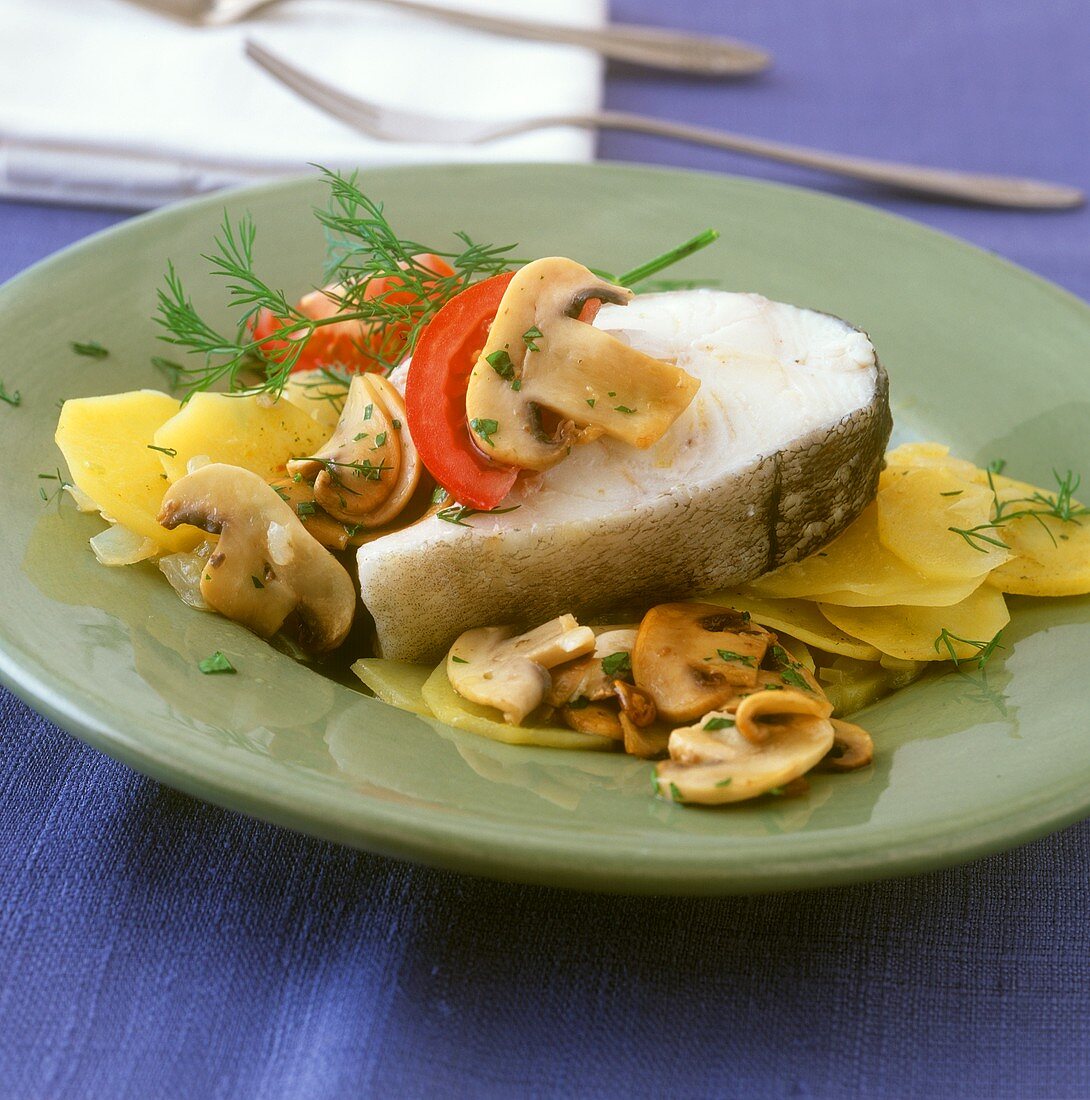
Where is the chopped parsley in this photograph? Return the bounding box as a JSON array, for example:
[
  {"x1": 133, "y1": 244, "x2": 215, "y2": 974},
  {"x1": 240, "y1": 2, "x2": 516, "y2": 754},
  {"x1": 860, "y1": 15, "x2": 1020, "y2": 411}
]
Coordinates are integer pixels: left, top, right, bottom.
[
  {"x1": 522, "y1": 326, "x2": 544, "y2": 352},
  {"x1": 147, "y1": 444, "x2": 177, "y2": 457},
  {"x1": 353, "y1": 432, "x2": 369, "y2": 441},
  {"x1": 392, "y1": 419, "x2": 401, "y2": 429},
  {"x1": 198, "y1": 651, "x2": 236, "y2": 675},
  {"x1": 716, "y1": 649, "x2": 755, "y2": 666},
  {"x1": 567, "y1": 696, "x2": 590, "y2": 710},
  {"x1": 939, "y1": 490, "x2": 964, "y2": 497},
  {"x1": 669, "y1": 782, "x2": 684, "y2": 803},
  {"x1": 451, "y1": 655, "x2": 469, "y2": 664},
  {"x1": 511, "y1": 379, "x2": 522, "y2": 391},
  {"x1": 0, "y1": 381, "x2": 21, "y2": 408},
  {"x1": 486, "y1": 349, "x2": 515, "y2": 380},
  {"x1": 251, "y1": 575, "x2": 265, "y2": 589},
  {"x1": 613, "y1": 405, "x2": 636, "y2": 415},
  {"x1": 704, "y1": 716, "x2": 735, "y2": 730},
  {"x1": 780, "y1": 667, "x2": 812, "y2": 692},
  {"x1": 70, "y1": 340, "x2": 109, "y2": 358},
  {"x1": 296, "y1": 501, "x2": 317, "y2": 516},
  {"x1": 470, "y1": 417, "x2": 499, "y2": 447},
  {"x1": 586, "y1": 398, "x2": 596, "y2": 408},
  {"x1": 715, "y1": 776, "x2": 733, "y2": 788},
  {"x1": 374, "y1": 431, "x2": 387, "y2": 447},
  {"x1": 432, "y1": 486, "x2": 451, "y2": 506},
  {"x1": 601, "y1": 651, "x2": 632, "y2": 677},
  {"x1": 363, "y1": 403, "x2": 374, "y2": 420}
]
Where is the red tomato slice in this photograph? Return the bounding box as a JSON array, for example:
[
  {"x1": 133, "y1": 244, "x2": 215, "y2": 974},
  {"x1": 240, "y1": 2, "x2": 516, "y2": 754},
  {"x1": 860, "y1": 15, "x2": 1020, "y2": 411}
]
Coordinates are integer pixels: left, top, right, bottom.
[
  {"x1": 252, "y1": 253, "x2": 455, "y2": 374},
  {"x1": 405, "y1": 271, "x2": 518, "y2": 511}
]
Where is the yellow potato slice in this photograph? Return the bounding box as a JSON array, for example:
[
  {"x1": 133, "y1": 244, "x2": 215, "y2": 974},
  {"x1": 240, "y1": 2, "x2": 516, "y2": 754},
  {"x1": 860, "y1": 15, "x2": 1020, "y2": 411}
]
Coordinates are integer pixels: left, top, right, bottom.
[
  {"x1": 886, "y1": 441, "x2": 980, "y2": 480},
  {"x1": 818, "y1": 656, "x2": 927, "y2": 716},
  {"x1": 747, "y1": 505, "x2": 983, "y2": 607},
  {"x1": 700, "y1": 590, "x2": 881, "y2": 661},
  {"x1": 974, "y1": 473, "x2": 1090, "y2": 596},
  {"x1": 877, "y1": 466, "x2": 1010, "y2": 580},
  {"x1": 55, "y1": 390, "x2": 202, "y2": 552},
  {"x1": 421, "y1": 665, "x2": 614, "y2": 751},
  {"x1": 281, "y1": 369, "x2": 348, "y2": 431},
  {"x1": 153, "y1": 392, "x2": 332, "y2": 483},
  {"x1": 818, "y1": 586, "x2": 1010, "y2": 663},
  {"x1": 351, "y1": 659, "x2": 434, "y2": 717}
]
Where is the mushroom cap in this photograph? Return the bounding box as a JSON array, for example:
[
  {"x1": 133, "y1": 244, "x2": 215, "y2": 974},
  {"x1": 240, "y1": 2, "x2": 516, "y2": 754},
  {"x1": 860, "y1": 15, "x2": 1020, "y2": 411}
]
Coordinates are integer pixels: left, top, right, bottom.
[
  {"x1": 656, "y1": 705, "x2": 835, "y2": 805},
  {"x1": 632, "y1": 602, "x2": 774, "y2": 723},
  {"x1": 464, "y1": 257, "x2": 700, "y2": 472},
  {"x1": 446, "y1": 614, "x2": 596, "y2": 725},
  {"x1": 158, "y1": 463, "x2": 356, "y2": 652},
  {"x1": 816, "y1": 718, "x2": 874, "y2": 772}
]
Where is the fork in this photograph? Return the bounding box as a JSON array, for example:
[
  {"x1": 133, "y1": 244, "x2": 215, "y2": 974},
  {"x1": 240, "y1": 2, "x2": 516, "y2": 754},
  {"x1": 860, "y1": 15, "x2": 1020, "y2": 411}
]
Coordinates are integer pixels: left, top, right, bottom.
[
  {"x1": 245, "y1": 39, "x2": 1084, "y2": 210},
  {"x1": 136, "y1": 0, "x2": 771, "y2": 76}
]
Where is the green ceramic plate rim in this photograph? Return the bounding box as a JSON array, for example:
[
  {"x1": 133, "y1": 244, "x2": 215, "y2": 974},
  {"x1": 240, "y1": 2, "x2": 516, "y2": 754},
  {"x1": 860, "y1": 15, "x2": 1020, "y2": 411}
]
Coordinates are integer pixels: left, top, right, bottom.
[{"x1": 2, "y1": 162, "x2": 1089, "y2": 895}]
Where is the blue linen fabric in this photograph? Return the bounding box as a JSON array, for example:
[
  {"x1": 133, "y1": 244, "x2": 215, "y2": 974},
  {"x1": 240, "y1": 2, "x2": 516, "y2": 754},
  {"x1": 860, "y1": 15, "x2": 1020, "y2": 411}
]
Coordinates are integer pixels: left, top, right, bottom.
[{"x1": 2, "y1": 2, "x2": 1089, "y2": 1097}]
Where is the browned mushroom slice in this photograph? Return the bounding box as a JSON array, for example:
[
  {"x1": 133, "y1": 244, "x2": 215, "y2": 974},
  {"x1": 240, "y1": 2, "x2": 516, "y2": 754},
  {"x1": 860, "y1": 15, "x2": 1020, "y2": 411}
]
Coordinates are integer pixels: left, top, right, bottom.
[
  {"x1": 268, "y1": 476, "x2": 353, "y2": 552},
  {"x1": 620, "y1": 714, "x2": 672, "y2": 759},
  {"x1": 546, "y1": 627, "x2": 638, "y2": 706},
  {"x1": 632, "y1": 602, "x2": 774, "y2": 724},
  {"x1": 464, "y1": 257, "x2": 700, "y2": 472},
  {"x1": 734, "y1": 688, "x2": 834, "y2": 745},
  {"x1": 289, "y1": 374, "x2": 401, "y2": 524},
  {"x1": 158, "y1": 464, "x2": 356, "y2": 652},
  {"x1": 560, "y1": 702, "x2": 624, "y2": 740},
  {"x1": 816, "y1": 719, "x2": 874, "y2": 772}
]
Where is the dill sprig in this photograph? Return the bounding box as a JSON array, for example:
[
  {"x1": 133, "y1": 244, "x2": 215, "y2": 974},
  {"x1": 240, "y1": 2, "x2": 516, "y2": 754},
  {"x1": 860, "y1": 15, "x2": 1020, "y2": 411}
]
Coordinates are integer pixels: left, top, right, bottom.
[
  {"x1": 933, "y1": 627, "x2": 1005, "y2": 669},
  {"x1": 948, "y1": 465, "x2": 1088, "y2": 553},
  {"x1": 154, "y1": 168, "x2": 721, "y2": 400}
]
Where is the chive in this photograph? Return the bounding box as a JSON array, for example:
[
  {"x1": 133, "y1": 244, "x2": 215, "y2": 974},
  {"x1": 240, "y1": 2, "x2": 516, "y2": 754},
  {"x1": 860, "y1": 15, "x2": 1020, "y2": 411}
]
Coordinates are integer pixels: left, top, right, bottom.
[
  {"x1": 486, "y1": 349, "x2": 515, "y2": 380},
  {"x1": 601, "y1": 651, "x2": 632, "y2": 677},
  {"x1": 470, "y1": 417, "x2": 499, "y2": 447},
  {"x1": 704, "y1": 716, "x2": 734, "y2": 730},
  {"x1": 939, "y1": 490, "x2": 964, "y2": 497},
  {"x1": 147, "y1": 444, "x2": 177, "y2": 457},
  {"x1": 198, "y1": 651, "x2": 236, "y2": 675},
  {"x1": 617, "y1": 229, "x2": 719, "y2": 288},
  {"x1": 70, "y1": 340, "x2": 108, "y2": 358}
]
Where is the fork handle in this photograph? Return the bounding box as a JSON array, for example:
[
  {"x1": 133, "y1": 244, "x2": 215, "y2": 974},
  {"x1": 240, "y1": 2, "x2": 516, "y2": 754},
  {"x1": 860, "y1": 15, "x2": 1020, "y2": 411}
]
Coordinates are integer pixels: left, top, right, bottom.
[
  {"x1": 534, "y1": 110, "x2": 1083, "y2": 209},
  {"x1": 359, "y1": 0, "x2": 770, "y2": 76}
]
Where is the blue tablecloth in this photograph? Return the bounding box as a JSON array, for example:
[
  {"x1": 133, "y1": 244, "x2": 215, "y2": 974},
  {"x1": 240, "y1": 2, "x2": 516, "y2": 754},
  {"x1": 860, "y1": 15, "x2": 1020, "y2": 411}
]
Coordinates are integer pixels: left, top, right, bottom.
[{"x1": 3, "y1": 2, "x2": 1088, "y2": 1097}]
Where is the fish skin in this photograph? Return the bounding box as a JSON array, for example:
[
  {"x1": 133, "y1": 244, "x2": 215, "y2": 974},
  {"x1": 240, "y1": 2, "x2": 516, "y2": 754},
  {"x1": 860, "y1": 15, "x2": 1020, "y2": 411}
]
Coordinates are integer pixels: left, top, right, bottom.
[{"x1": 357, "y1": 356, "x2": 889, "y2": 664}]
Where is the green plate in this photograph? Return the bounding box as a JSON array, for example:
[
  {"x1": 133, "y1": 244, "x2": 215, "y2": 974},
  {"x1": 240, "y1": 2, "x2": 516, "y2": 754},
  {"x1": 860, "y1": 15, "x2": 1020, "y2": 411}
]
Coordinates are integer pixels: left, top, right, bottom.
[{"x1": 1, "y1": 163, "x2": 1088, "y2": 895}]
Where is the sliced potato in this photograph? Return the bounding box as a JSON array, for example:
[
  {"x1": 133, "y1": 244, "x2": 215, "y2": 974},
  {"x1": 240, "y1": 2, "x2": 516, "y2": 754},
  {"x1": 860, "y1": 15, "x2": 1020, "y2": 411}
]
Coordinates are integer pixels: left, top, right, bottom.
[
  {"x1": 818, "y1": 656, "x2": 927, "y2": 715},
  {"x1": 818, "y1": 586, "x2": 1010, "y2": 663},
  {"x1": 886, "y1": 441, "x2": 980, "y2": 481},
  {"x1": 984, "y1": 477, "x2": 1090, "y2": 596},
  {"x1": 351, "y1": 659, "x2": 434, "y2": 717},
  {"x1": 877, "y1": 466, "x2": 1010, "y2": 579},
  {"x1": 699, "y1": 590, "x2": 880, "y2": 661},
  {"x1": 281, "y1": 369, "x2": 349, "y2": 430},
  {"x1": 153, "y1": 393, "x2": 331, "y2": 483},
  {"x1": 55, "y1": 390, "x2": 202, "y2": 552},
  {"x1": 747, "y1": 505, "x2": 983, "y2": 607},
  {"x1": 420, "y1": 665, "x2": 615, "y2": 751}
]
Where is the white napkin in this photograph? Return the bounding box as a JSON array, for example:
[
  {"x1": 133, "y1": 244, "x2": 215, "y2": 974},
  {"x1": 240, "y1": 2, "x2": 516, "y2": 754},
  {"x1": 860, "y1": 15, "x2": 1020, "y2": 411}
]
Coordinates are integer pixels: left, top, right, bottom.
[{"x1": 0, "y1": 0, "x2": 606, "y2": 209}]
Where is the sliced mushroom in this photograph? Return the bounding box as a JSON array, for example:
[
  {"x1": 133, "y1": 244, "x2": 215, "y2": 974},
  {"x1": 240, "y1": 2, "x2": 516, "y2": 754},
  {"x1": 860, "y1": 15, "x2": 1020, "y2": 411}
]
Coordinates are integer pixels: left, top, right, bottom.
[
  {"x1": 734, "y1": 687, "x2": 833, "y2": 745},
  {"x1": 269, "y1": 476, "x2": 354, "y2": 551},
  {"x1": 561, "y1": 702, "x2": 624, "y2": 740},
  {"x1": 446, "y1": 614, "x2": 597, "y2": 724},
  {"x1": 614, "y1": 680, "x2": 656, "y2": 727},
  {"x1": 654, "y1": 704, "x2": 835, "y2": 805},
  {"x1": 816, "y1": 719, "x2": 874, "y2": 772},
  {"x1": 158, "y1": 463, "x2": 355, "y2": 652},
  {"x1": 289, "y1": 373, "x2": 420, "y2": 528},
  {"x1": 632, "y1": 603, "x2": 774, "y2": 724},
  {"x1": 546, "y1": 626, "x2": 638, "y2": 706},
  {"x1": 464, "y1": 257, "x2": 700, "y2": 471},
  {"x1": 621, "y1": 714, "x2": 671, "y2": 759}
]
